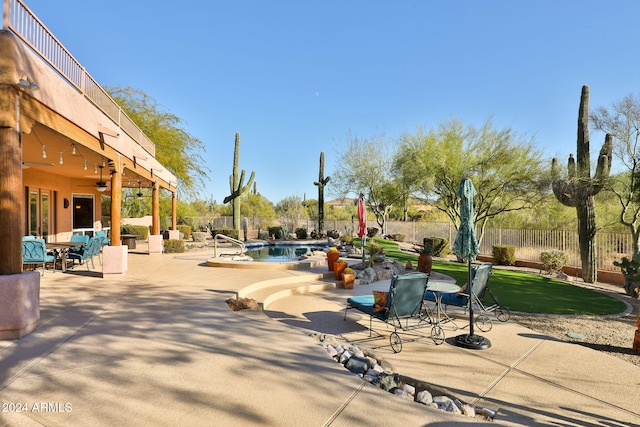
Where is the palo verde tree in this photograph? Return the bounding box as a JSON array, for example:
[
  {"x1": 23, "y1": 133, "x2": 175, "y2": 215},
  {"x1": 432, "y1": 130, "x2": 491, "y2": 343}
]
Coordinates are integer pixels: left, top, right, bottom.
[
  {"x1": 552, "y1": 85, "x2": 613, "y2": 283},
  {"x1": 591, "y1": 92, "x2": 640, "y2": 255},
  {"x1": 395, "y1": 118, "x2": 546, "y2": 245},
  {"x1": 223, "y1": 132, "x2": 256, "y2": 231},
  {"x1": 331, "y1": 132, "x2": 404, "y2": 233},
  {"x1": 107, "y1": 86, "x2": 208, "y2": 201}
]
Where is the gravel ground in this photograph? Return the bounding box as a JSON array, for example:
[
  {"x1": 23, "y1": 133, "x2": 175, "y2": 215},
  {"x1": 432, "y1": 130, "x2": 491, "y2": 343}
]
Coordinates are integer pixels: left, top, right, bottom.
[{"x1": 505, "y1": 273, "x2": 640, "y2": 367}]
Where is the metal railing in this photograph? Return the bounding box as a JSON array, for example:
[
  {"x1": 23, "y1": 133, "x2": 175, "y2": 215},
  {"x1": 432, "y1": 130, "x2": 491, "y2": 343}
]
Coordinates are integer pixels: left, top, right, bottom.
[
  {"x1": 197, "y1": 216, "x2": 635, "y2": 272},
  {"x1": 3, "y1": 0, "x2": 155, "y2": 157},
  {"x1": 213, "y1": 234, "x2": 245, "y2": 258}
]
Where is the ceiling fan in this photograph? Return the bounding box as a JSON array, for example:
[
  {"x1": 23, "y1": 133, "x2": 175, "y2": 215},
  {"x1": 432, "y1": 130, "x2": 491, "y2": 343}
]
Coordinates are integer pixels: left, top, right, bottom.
[
  {"x1": 22, "y1": 161, "x2": 54, "y2": 169},
  {"x1": 77, "y1": 165, "x2": 111, "y2": 191},
  {"x1": 95, "y1": 165, "x2": 108, "y2": 192}
]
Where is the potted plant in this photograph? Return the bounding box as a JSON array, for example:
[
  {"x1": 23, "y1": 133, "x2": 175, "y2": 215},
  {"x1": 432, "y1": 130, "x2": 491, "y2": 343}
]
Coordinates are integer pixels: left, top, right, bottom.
[
  {"x1": 418, "y1": 240, "x2": 433, "y2": 274},
  {"x1": 342, "y1": 267, "x2": 356, "y2": 289},
  {"x1": 326, "y1": 247, "x2": 340, "y2": 271},
  {"x1": 334, "y1": 258, "x2": 348, "y2": 280}
]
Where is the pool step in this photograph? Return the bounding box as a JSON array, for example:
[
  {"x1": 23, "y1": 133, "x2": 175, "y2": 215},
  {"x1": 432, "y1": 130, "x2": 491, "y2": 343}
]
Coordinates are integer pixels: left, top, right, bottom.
[{"x1": 238, "y1": 272, "x2": 337, "y2": 309}]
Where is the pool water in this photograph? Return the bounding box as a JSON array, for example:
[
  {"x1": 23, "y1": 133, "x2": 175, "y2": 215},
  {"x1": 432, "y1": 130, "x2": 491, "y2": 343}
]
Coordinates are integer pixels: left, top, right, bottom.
[{"x1": 245, "y1": 244, "x2": 327, "y2": 262}]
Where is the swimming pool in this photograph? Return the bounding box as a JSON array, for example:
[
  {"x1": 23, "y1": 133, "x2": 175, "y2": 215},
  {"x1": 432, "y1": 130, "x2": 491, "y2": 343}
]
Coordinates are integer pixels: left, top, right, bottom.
[{"x1": 245, "y1": 243, "x2": 328, "y2": 262}]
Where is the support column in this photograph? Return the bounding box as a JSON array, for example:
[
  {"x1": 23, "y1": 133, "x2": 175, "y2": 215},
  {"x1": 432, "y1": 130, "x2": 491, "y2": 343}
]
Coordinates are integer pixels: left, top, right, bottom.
[
  {"x1": 0, "y1": 87, "x2": 40, "y2": 339},
  {"x1": 103, "y1": 169, "x2": 127, "y2": 275},
  {"x1": 172, "y1": 192, "x2": 177, "y2": 230},
  {"x1": 0, "y1": 88, "x2": 24, "y2": 275},
  {"x1": 151, "y1": 182, "x2": 159, "y2": 236},
  {"x1": 110, "y1": 169, "x2": 122, "y2": 246}
]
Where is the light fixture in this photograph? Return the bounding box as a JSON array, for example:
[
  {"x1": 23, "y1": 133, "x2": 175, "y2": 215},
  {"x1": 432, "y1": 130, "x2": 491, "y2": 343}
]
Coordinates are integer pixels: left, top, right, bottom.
[
  {"x1": 137, "y1": 182, "x2": 144, "y2": 200},
  {"x1": 41, "y1": 147, "x2": 47, "y2": 159},
  {"x1": 71, "y1": 144, "x2": 77, "y2": 155},
  {"x1": 59, "y1": 153, "x2": 64, "y2": 165},
  {"x1": 96, "y1": 166, "x2": 108, "y2": 192},
  {"x1": 16, "y1": 74, "x2": 39, "y2": 91}
]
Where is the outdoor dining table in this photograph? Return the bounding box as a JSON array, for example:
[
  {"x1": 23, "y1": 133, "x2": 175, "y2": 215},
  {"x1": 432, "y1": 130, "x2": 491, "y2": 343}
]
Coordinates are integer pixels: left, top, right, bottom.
[
  {"x1": 46, "y1": 241, "x2": 85, "y2": 273},
  {"x1": 426, "y1": 280, "x2": 461, "y2": 331}
]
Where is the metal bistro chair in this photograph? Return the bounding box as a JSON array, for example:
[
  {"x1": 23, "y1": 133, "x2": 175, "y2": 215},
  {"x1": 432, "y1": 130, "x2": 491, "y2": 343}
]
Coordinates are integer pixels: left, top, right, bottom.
[
  {"x1": 22, "y1": 238, "x2": 56, "y2": 275},
  {"x1": 344, "y1": 272, "x2": 432, "y2": 352},
  {"x1": 68, "y1": 236, "x2": 102, "y2": 270},
  {"x1": 425, "y1": 263, "x2": 510, "y2": 333}
]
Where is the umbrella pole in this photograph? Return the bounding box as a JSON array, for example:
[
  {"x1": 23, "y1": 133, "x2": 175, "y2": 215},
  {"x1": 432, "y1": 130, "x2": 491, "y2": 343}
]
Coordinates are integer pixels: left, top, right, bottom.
[
  {"x1": 468, "y1": 258, "x2": 474, "y2": 336},
  {"x1": 362, "y1": 236, "x2": 366, "y2": 266},
  {"x1": 454, "y1": 258, "x2": 491, "y2": 350}
]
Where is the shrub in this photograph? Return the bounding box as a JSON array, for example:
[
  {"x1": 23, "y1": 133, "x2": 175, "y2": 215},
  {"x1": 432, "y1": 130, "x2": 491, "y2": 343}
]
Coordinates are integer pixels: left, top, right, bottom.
[
  {"x1": 367, "y1": 227, "x2": 379, "y2": 238},
  {"x1": 295, "y1": 228, "x2": 308, "y2": 239},
  {"x1": 369, "y1": 242, "x2": 384, "y2": 257},
  {"x1": 267, "y1": 226, "x2": 285, "y2": 239},
  {"x1": 121, "y1": 224, "x2": 149, "y2": 240},
  {"x1": 163, "y1": 239, "x2": 185, "y2": 253},
  {"x1": 340, "y1": 234, "x2": 354, "y2": 245},
  {"x1": 327, "y1": 229, "x2": 340, "y2": 239},
  {"x1": 207, "y1": 225, "x2": 239, "y2": 240},
  {"x1": 343, "y1": 267, "x2": 354, "y2": 275},
  {"x1": 540, "y1": 250, "x2": 569, "y2": 274},
  {"x1": 390, "y1": 233, "x2": 406, "y2": 242},
  {"x1": 492, "y1": 245, "x2": 516, "y2": 266},
  {"x1": 177, "y1": 225, "x2": 191, "y2": 240},
  {"x1": 423, "y1": 237, "x2": 449, "y2": 257}
]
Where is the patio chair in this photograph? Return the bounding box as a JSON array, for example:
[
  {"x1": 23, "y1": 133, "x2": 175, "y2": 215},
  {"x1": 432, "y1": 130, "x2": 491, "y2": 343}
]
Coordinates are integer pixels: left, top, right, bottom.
[
  {"x1": 94, "y1": 231, "x2": 109, "y2": 264},
  {"x1": 68, "y1": 236, "x2": 102, "y2": 270},
  {"x1": 95, "y1": 230, "x2": 109, "y2": 246},
  {"x1": 22, "y1": 238, "x2": 56, "y2": 275},
  {"x1": 343, "y1": 272, "x2": 432, "y2": 352},
  {"x1": 425, "y1": 263, "x2": 510, "y2": 332}
]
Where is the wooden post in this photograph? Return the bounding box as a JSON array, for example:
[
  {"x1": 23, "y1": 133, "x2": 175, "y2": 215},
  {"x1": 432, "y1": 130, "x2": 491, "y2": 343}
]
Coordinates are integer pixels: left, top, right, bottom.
[
  {"x1": 110, "y1": 170, "x2": 122, "y2": 245},
  {"x1": 171, "y1": 192, "x2": 177, "y2": 230},
  {"x1": 634, "y1": 311, "x2": 640, "y2": 355},
  {"x1": 0, "y1": 89, "x2": 24, "y2": 275},
  {"x1": 151, "y1": 182, "x2": 159, "y2": 235}
]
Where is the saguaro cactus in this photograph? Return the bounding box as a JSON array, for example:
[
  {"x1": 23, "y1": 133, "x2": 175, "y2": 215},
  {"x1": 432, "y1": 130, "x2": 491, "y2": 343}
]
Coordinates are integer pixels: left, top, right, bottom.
[
  {"x1": 551, "y1": 85, "x2": 613, "y2": 283},
  {"x1": 314, "y1": 151, "x2": 330, "y2": 236},
  {"x1": 223, "y1": 132, "x2": 256, "y2": 231}
]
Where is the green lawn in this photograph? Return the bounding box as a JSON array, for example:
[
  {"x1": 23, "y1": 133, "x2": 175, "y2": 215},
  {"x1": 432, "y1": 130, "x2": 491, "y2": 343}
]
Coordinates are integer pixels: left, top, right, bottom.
[{"x1": 361, "y1": 238, "x2": 627, "y2": 315}]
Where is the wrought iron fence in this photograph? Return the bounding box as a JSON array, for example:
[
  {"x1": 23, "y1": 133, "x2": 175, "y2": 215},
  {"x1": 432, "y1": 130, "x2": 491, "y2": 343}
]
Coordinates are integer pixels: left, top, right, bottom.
[{"x1": 198, "y1": 216, "x2": 633, "y2": 272}]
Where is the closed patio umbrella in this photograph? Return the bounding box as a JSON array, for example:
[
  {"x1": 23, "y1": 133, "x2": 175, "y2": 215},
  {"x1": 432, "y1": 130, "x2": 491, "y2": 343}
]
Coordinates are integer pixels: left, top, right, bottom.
[
  {"x1": 452, "y1": 178, "x2": 491, "y2": 350},
  {"x1": 357, "y1": 194, "x2": 367, "y2": 265}
]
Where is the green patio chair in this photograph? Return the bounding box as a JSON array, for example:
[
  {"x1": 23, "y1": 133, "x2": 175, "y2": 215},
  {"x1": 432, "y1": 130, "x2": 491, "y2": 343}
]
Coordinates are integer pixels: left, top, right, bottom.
[{"x1": 344, "y1": 272, "x2": 431, "y2": 352}]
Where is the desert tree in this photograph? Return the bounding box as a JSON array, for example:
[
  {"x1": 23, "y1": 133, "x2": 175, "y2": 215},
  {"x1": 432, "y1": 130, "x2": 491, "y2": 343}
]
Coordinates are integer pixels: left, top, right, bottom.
[
  {"x1": 331, "y1": 132, "x2": 405, "y2": 234},
  {"x1": 395, "y1": 118, "x2": 547, "y2": 245},
  {"x1": 591, "y1": 92, "x2": 640, "y2": 255}
]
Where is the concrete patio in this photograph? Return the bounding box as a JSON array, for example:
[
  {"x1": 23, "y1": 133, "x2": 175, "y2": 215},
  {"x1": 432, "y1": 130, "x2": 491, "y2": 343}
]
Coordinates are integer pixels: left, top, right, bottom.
[{"x1": 0, "y1": 244, "x2": 638, "y2": 426}]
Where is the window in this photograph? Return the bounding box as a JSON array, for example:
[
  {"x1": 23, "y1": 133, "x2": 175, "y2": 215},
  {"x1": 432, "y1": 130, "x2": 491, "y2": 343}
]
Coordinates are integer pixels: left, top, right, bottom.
[{"x1": 72, "y1": 194, "x2": 94, "y2": 230}]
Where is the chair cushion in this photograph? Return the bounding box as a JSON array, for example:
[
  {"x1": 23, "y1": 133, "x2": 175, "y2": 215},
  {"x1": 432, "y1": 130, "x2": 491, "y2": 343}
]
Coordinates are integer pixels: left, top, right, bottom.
[
  {"x1": 347, "y1": 295, "x2": 375, "y2": 314},
  {"x1": 347, "y1": 294, "x2": 388, "y2": 320},
  {"x1": 425, "y1": 291, "x2": 467, "y2": 305}
]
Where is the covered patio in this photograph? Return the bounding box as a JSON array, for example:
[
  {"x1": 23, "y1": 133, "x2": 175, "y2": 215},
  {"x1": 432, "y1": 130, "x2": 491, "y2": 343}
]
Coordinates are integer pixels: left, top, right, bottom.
[{"x1": 1, "y1": 0, "x2": 178, "y2": 338}]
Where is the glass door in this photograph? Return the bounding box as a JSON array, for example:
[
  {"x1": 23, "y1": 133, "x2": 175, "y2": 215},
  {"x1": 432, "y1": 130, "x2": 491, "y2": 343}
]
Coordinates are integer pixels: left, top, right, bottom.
[{"x1": 28, "y1": 189, "x2": 51, "y2": 241}]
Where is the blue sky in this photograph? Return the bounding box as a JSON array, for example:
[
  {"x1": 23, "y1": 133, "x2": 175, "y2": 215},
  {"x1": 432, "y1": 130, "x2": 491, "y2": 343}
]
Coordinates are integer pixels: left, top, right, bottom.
[{"x1": 26, "y1": 1, "x2": 640, "y2": 204}]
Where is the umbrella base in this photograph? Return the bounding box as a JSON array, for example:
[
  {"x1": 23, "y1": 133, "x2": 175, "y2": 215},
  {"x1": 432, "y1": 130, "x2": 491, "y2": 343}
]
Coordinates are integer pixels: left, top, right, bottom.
[{"x1": 454, "y1": 333, "x2": 491, "y2": 350}]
